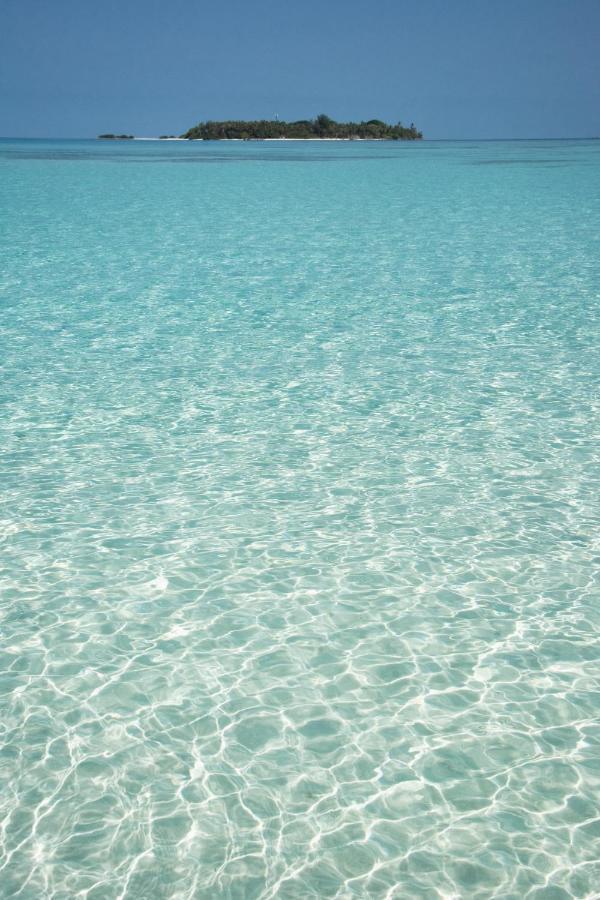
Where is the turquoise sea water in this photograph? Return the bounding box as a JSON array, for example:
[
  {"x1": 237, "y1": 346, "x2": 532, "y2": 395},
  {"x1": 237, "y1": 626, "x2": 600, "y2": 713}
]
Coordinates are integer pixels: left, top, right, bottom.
[{"x1": 1, "y1": 137, "x2": 599, "y2": 898}]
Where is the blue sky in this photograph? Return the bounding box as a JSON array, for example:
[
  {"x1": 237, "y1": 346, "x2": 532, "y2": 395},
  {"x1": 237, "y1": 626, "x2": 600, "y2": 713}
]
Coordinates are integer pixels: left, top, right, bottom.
[{"x1": 1, "y1": 0, "x2": 599, "y2": 138}]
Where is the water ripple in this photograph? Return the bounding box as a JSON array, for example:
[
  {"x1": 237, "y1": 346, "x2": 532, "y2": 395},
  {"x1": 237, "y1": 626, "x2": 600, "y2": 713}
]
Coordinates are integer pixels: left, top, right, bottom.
[{"x1": 0, "y1": 138, "x2": 599, "y2": 898}]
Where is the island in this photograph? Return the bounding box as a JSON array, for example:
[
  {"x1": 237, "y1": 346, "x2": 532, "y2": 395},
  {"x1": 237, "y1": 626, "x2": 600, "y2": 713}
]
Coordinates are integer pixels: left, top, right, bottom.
[
  {"x1": 96, "y1": 116, "x2": 423, "y2": 142},
  {"x1": 182, "y1": 114, "x2": 422, "y2": 141}
]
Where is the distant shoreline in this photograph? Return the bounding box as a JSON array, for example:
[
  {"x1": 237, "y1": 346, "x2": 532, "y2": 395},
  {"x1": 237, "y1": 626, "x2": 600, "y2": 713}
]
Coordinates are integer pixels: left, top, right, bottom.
[
  {"x1": 99, "y1": 136, "x2": 411, "y2": 142},
  {"x1": 98, "y1": 115, "x2": 423, "y2": 142}
]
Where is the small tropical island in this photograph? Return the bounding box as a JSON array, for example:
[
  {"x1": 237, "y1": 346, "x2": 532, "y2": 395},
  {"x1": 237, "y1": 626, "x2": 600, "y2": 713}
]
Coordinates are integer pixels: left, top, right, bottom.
[
  {"x1": 97, "y1": 115, "x2": 422, "y2": 141},
  {"x1": 182, "y1": 114, "x2": 422, "y2": 140}
]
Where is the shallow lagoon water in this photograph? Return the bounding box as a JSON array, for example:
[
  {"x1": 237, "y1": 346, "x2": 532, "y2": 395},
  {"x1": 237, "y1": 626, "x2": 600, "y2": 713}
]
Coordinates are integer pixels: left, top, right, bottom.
[{"x1": 1, "y1": 138, "x2": 599, "y2": 898}]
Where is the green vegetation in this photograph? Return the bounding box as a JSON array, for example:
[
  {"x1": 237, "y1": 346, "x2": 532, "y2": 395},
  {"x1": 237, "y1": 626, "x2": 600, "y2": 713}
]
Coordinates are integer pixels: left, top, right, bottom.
[
  {"x1": 97, "y1": 134, "x2": 134, "y2": 140},
  {"x1": 181, "y1": 114, "x2": 422, "y2": 140}
]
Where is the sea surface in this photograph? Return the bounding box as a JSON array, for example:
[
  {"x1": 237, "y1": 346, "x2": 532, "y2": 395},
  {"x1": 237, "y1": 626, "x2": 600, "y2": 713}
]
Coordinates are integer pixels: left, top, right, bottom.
[{"x1": 1, "y1": 137, "x2": 599, "y2": 899}]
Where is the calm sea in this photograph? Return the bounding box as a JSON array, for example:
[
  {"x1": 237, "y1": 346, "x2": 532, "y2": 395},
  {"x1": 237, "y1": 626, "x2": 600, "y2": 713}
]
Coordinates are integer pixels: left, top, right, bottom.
[{"x1": 1, "y1": 138, "x2": 599, "y2": 898}]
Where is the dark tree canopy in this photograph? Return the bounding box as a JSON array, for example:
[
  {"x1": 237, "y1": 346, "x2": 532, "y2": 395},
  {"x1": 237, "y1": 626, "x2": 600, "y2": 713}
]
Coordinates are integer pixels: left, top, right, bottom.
[{"x1": 181, "y1": 115, "x2": 422, "y2": 141}]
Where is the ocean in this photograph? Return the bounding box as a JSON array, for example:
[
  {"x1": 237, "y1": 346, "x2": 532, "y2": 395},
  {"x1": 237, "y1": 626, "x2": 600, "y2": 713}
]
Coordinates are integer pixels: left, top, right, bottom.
[{"x1": 1, "y1": 137, "x2": 599, "y2": 898}]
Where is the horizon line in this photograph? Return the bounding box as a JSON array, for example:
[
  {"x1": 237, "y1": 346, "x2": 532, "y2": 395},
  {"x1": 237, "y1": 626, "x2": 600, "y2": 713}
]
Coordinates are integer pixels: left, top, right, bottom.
[{"x1": 1, "y1": 134, "x2": 598, "y2": 142}]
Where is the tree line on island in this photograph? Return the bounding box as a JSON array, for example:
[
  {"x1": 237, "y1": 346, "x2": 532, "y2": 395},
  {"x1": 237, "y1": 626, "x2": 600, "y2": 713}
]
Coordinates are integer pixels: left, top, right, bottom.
[
  {"x1": 98, "y1": 115, "x2": 422, "y2": 141},
  {"x1": 182, "y1": 114, "x2": 422, "y2": 140}
]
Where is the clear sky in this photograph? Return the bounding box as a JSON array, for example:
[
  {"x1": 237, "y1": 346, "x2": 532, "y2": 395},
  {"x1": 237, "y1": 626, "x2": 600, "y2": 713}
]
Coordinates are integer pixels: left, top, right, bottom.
[{"x1": 1, "y1": 0, "x2": 599, "y2": 139}]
